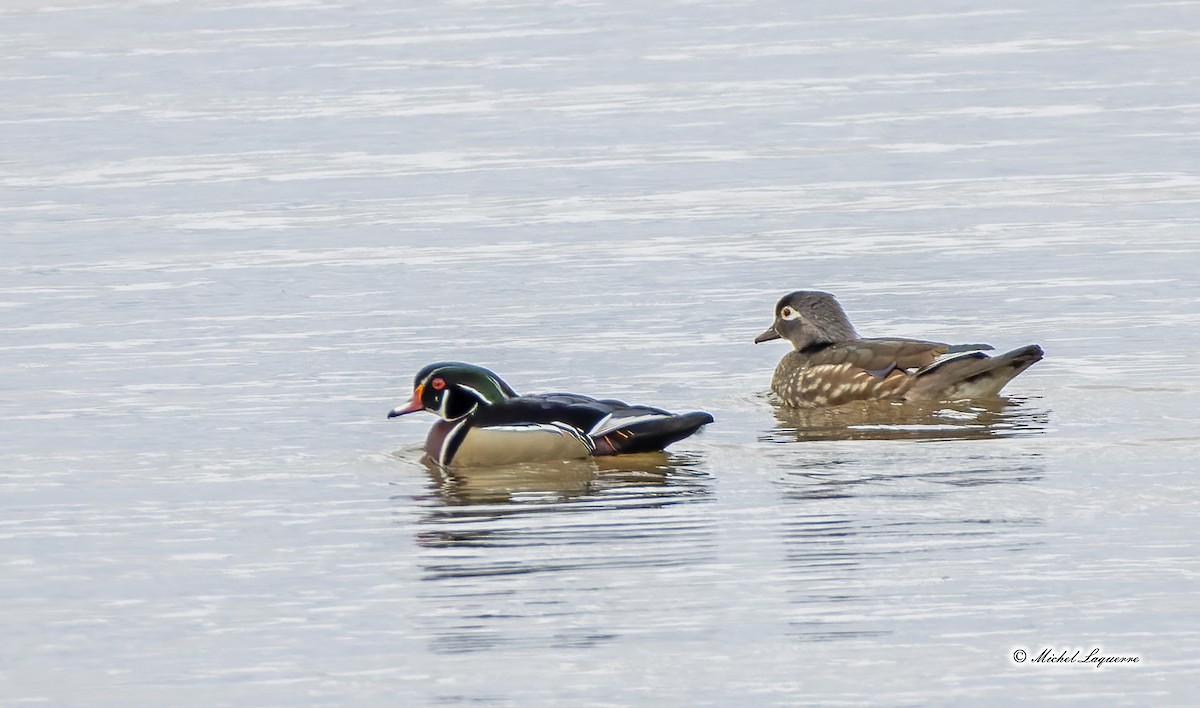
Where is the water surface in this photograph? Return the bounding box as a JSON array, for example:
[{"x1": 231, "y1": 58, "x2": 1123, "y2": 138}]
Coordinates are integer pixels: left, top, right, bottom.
[{"x1": 3, "y1": 0, "x2": 1199, "y2": 704}]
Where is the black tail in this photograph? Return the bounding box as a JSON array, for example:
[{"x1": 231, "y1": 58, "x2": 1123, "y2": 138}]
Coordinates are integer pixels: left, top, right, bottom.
[{"x1": 593, "y1": 411, "x2": 714, "y2": 456}]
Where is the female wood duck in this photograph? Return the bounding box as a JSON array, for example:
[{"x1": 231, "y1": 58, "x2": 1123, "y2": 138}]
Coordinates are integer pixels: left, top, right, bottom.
[
  {"x1": 755, "y1": 291, "x2": 1043, "y2": 408},
  {"x1": 388, "y1": 362, "x2": 714, "y2": 467}
]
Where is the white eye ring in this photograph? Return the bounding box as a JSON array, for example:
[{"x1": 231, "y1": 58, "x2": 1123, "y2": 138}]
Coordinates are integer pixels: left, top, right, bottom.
[{"x1": 780, "y1": 306, "x2": 801, "y2": 321}]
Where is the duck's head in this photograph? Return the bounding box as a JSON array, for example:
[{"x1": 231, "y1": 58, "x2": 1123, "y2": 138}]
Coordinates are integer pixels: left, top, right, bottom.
[
  {"x1": 754, "y1": 290, "x2": 858, "y2": 351},
  {"x1": 388, "y1": 362, "x2": 517, "y2": 421}
]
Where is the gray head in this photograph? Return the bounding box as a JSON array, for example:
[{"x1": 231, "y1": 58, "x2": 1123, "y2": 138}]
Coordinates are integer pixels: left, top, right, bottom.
[{"x1": 754, "y1": 290, "x2": 859, "y2": 350}]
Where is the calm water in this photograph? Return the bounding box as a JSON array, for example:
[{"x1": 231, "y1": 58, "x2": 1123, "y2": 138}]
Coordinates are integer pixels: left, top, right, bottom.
[{"x1": 3, "y1": 0, "x2": 1199, "y2": 704}]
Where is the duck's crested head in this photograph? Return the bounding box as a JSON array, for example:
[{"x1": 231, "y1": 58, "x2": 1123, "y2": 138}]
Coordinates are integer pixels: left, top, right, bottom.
[
  {"x1": 754, "y1": 290, "x2": 858, "y2": 351},
  {"x1": 389, "y1": 361, "x2": 517, "y2": 421}
]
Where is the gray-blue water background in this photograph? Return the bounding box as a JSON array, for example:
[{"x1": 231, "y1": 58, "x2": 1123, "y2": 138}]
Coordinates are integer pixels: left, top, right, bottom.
[{"x1": 3, "y1": 0, "x2": 1199, "y2": 704}]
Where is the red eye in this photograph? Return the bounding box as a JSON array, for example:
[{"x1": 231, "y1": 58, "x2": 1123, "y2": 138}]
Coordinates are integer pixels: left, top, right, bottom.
[{"x1": 431, "y1": 377, "x2": 446, "y2": 391}]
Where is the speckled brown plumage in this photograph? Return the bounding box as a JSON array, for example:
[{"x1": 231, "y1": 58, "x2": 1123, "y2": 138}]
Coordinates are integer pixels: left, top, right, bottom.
[{"x1": 757, "y1": 291, "x2": 1043, "y2": 408}]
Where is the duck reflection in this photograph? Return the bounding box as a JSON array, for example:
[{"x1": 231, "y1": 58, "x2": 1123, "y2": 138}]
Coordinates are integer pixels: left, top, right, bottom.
[
  {"x1": 411, "y1": 451, "x2": 714, "y2": 553},
  {"x1": 421, "y1": 451, "x2": 710, "y2": 507},
  {"x1": 407, "y1": 452, "x2": 717, "y2": 655},
  {"x1": 764, "y1": 396, "x2": 1049, "y2": 443},
  {"x1": 424, "y1": 453, "x2": 639, "y2": 505}
]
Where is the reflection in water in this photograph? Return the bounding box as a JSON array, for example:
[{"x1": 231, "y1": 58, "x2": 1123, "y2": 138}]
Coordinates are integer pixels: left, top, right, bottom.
[
  {"x1": 764, "y1": 396, "x2": 1050, "y2": 443},
  {"x1": 764, "y1": 397, "x2": 1049, "y2": 500},
  {"x1": 774, "y1": 447, "x2": 1045, "y2": 501},
  {"x1": 413, "y1": 452, "x2": 713, "y2": 555},
  {"x1": 399, "y1": 452, "x2": 716, "y2": 654},
  {"x1": 420, "y1": 452, "x2": 704, "y2": 507}
]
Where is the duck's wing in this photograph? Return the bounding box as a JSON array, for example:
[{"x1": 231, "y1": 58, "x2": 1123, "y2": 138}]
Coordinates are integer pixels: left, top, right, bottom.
[
  {"x1": 477, "y1": 394, "x2": 712, "y2": 457},
  {"x1": 803, "y1": 338, "x2": 952, "y2": 376},
  {"x1": 472, "y1": 393, "x2": 613, "y2": 432}
]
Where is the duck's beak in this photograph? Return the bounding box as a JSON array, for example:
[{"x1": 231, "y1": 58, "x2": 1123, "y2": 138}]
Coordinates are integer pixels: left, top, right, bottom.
[
  {"x1": 754, "y1": 326, "x2": 781, "y2": 344},
  {"x1": 387, "y1": 384, "x2": 425, "y2": 418}
]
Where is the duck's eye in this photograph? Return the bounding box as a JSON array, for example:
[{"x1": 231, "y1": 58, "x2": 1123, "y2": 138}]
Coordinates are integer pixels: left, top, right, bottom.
[
  {"x1": 431, "y1": 377, "x2": 446, "y2": 391},
  {"x1": 780, "y1": 306, "x2": 800, "y2": 321}
]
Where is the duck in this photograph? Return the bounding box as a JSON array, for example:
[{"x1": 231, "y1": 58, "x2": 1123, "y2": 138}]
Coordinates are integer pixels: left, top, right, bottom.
[
  {"x1": 754, "y1": 290, "x2": 1043, "y2": 408},
  {"x1": 388, "y1": 362, "x2": 714, "y2": 467}
]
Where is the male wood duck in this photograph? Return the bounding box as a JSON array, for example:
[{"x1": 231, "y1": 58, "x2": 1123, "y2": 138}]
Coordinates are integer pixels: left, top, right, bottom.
[
  {"x1": 755, "y1": 291, "x2": 1043, "y2": 408},
  {"x1": 388, "y1": 362, "x2": 714, "y2": 467}
]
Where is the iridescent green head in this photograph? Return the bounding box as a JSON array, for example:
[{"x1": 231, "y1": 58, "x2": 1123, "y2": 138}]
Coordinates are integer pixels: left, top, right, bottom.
[{"x1": 388, "y1": 362, "x2": 517, "y2": 421}]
